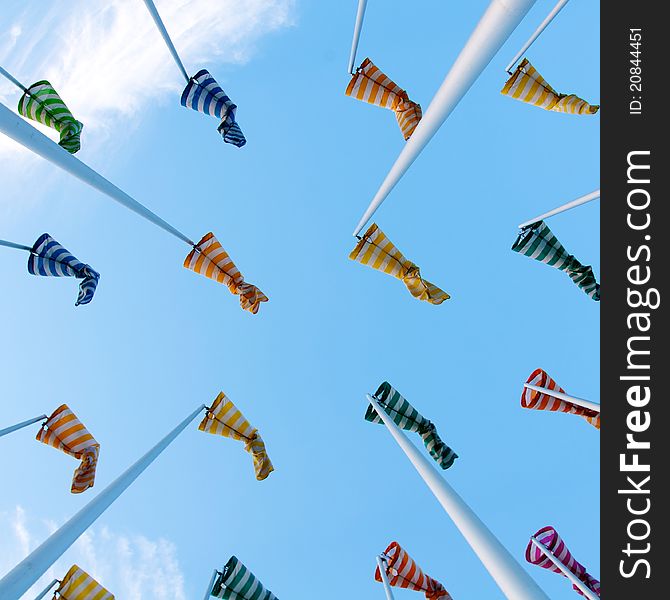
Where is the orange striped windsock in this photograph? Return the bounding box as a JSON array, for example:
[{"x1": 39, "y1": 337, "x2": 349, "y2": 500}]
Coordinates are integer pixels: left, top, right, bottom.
[
  {"x1": 36, "y1": 404, "x2": 100, "y2": 493},
  {"x1": 346, "y1": 58, "x2": 422, "y2": 140},
  {"x1": 184, "y1": 232, "x2": 268, "y2": 314},
  {"x1": 375, "y1": 542, "x2": 452, "y2": 599},
  {"x1": 522, "y1": 369, "x2": 600, "y2": 429},
  {"x1": 199, "y1": 392, "x2": 274, "y2": 481}
]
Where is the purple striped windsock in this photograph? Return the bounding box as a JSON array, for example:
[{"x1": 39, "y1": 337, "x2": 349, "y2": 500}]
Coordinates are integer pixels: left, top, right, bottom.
[{"x1": 526, "y1": 526, "x2": 600, "y2": 597}]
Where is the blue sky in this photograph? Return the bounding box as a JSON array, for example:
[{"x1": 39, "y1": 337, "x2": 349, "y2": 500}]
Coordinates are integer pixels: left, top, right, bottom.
[{"x1": 0, "y1": 1, "x2": 599, "y2": 598}]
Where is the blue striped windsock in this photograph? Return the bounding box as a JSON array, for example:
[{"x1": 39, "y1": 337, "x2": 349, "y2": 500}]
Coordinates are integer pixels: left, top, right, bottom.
[
  {"x1": 181, "y1": 69, "x2": 246, "y2": 147},
  {"x1": 27, "y1": 234, "x2": 100, "y2": 306}
]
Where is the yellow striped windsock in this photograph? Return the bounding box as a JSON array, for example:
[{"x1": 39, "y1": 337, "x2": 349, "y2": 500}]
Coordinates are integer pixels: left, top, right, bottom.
[
  {"x1": 36, "y1": 405, "x2": 100, "y2": 494},
  {"x1": 501, "y1": 59, "x2": 599, "y2": 115},
  {"x1": 55, "y1": 564, "x2": 114, "y2": 599},
  {"x1": 199, "y1": 392, "x2": 274, "y2": 481},
  {"x1": 350, "y1": 223, "x2": 450, "y2": 304}
]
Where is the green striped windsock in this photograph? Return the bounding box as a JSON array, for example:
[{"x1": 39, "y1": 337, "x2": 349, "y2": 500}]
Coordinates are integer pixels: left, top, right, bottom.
[
  {"x1": 365, "y1": 381, "x2": 458, "y2": 469},
  {"x1": 18, "y1": 80, "x2": 83, "y2": 154},
  {"x1": 210, "y1": 556, "x2": 278, "y2": 600},
  {"x1": 511, "y1": 221, "x2": 600, "y2": 301}
]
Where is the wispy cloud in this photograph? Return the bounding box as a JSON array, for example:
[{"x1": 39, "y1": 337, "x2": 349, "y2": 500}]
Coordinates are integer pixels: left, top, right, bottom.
[
  {"x1": 0, "y1": 0, "x2": 295, "y2": 190},
  {"x1": 10, "y1": 506, "x2": 32, "y2": 557},
  {"x1": 0, "y1": 505, "x2": 187, "y2": 599}
]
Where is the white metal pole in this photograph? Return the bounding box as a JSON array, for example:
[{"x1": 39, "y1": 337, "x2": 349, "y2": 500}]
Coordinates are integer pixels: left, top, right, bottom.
[
  {"x1": 523, "y1": 384, "x2": 600, "y2": 413},
  {"x1": 375, "y1": 555, "x2": 395, "y2": 600},
  {"x1": 144, "y1": 0, "x2": 189, "y2": 83},
  {"x1": 0, "y1": 65, "x2": 28, "y2": 92},
  {"x1": 504, "y1": 0, "x2": 571, "y2": 72},
  {"x1": 202, "y1": 568, "x2": 218, "y2": 600},
  {"x1": 0, "y1": 102, "x2": 195, "y2": 246},
  {"x1": 347, "y1": 0, "x2": 369, "y2": 74},
  {"x1": 517, "y1": 189, "x2": 600, "y2": 228},
  {"x1": 0, "y1": 404, "x2": 207, "y2": 599},
  {"x1": 352, "y1": 0, "x2": 539, "y2": 236},
  {"x1": 366, "y1": 394, "x2": 550, "y2": 600},
  {"x1": 140, "y1": 0, "x2": 190, "y2": 83},
  {"x1": 0, "y1": 414, "x2": 47, "y2": 438},
  {"x1": 529, "y1": 537, "x2": 598, "y2": 600},
  {"x1": 0, "y1": 239, "x2": 32, "y2": 252},
  {"x1": 33, "y1": 577, "x2": 59, "y2": 600}
]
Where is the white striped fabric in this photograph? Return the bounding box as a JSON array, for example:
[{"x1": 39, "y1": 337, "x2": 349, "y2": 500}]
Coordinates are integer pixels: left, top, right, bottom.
[
  {"x1": 501, "y1": 59, "x2": 599, "y2": 115},
  {"x1": 184, "y1": 232, "x2": 267, "y2": 314},
  {"x1": 511, "y1": 221, "x2": 600, "y2": 301},
  {"x1": 27, "y1": 233, "x2": 100, "y2": 306},
  {"x1": 345, "y1": 58, "x2": 422, "y2": 140},
  {"x1": 526, "y1": 526, "x2": 601, "y2": 597},
  {"x1": 199, "y1": 392, "x2": 255, "y2": 440},
  {"x1": 375, "y1": 542, "x2": 452, "y2": 599},
  {"x1": 180, "y1": 69, "x2": 246, "y2": 147},
  {"x1": 199, "y1": 392, "x2": 274, "y2": 481},
  {"x1": 522, "y1": 369, "x2": 600, "y2": 429},
  {"x1": 350, "y1": 223, "x2": 449, "y2": 304},
  {"x1": 17, "y1": 80, "x2": 84, "y2": 153},
  {"x1": 211, "y1": 556, "x2": 277, "y2": 599},
  {"x1": 55, "y1": 564, "x2": 114, "y2": 599},
  {"x1": 36, "y1": 404, "x2": 100, "y2": 494}
]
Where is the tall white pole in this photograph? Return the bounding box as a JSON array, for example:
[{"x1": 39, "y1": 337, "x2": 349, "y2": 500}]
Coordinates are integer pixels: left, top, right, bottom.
[
  {"x1": 140, "y1": 0, "x2": 190, "y2": 83},
  {"x1": 0, "y1": 414, "x2": 47, "y2": 438},
  {"x1": 32, "y1": 578, "x2": 59, "y2": 600},
  {"x1": 347, "y1": 0, "x2": 369, "y2": 74},
  {"x1": 0, "y1": 239, "x2": 32, "y2": 252},
  {"x1": 0, "y1": 404, "x2": 207, "y2": 599},
  {"x1": 202, "y1": 568, "x2": 218, "y2": 600},
  {"x1": 375, "y1": 555, "x2": 395, "y2": 600},
  {"x1": 517, "y1": 189, "x2": 600, "y2": 228},
  {"x1": 0, "y1": 65, "x2": 28, "y2": 92},
  {"x1": 0, "y1": 102, "x2": 195, "y2": 246},
  {"x1": 352, "y1": 0, "x2": 539, "y2": 236},
  {"x1": 523, "y1": 384, "x2": 600, "y2": 413},
  {"x1": 504, "y1": 0, "x2": 571, "y2": 72},
  {"x1": 366, "y1": 394, "x2": 550, "y2": 600},
  {"x1": 529, "y1": 537, "x2": 599, "y2": 600}
]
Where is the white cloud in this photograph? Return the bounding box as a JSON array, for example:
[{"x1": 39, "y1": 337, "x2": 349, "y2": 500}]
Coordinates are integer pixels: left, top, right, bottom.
[
  {"x1": 0, "y1": 23, "x2": 21, "y2": 59},
  {"x1": 0, "y1": 505, "x2": 187, "y2": 600},
  {"x1": 10, "y1": 506, "x2": 32, "y2": 557},
  {"x1": 0, "y1": 0, "x2": 295, "y2": 209}
]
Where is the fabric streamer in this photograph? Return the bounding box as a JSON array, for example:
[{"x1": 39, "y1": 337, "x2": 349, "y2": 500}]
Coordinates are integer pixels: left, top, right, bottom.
[
  {"x1": 18, "y1": 81, "x2": 83, "y2": 153},
  {"x1": 526, "y1": 526, "x2": 600, "y2": 597},
  {"x1": 522, "y1": 369, "x2": 600, "y2": 429},
  {"x1": 501, "y1": 59, "x2": 599, "y2": 114},
  {"x1": 184, "y1": 232, "x2": 267, "y2": 313},
  {"x1": 36, "y1": 405, "x2": 100, "y2": 494},
  {"x1": 512, "y1": 221, "x2": 600, "y2": 300},
  {"x1": 181, "y1": 70, "x2": 246, "y2": 146},
  {"x1": 210, "y1": 556, "x2": 278, "y2": 599},
  {"x1": 366, "y1": 381, "x2": 458, "y2": 469},
  {"x1": 27, "y1": 233, "x2": 100, "y2": 306},
  {"x1": 346, "y1": 58, "x2": 422, "y2": 140},
  {"x1": 375, "y1": 542, "x2": 452, "y2": 599},
  {"x1": 199, "y1": 392, "x2": 274, "y2": 481},
  {"x1": 53, "y1": 564, "x2": 114, "y2": 600},
  {"x1": 350, "y1": 223, "x2": 449, "y2": 304}
]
